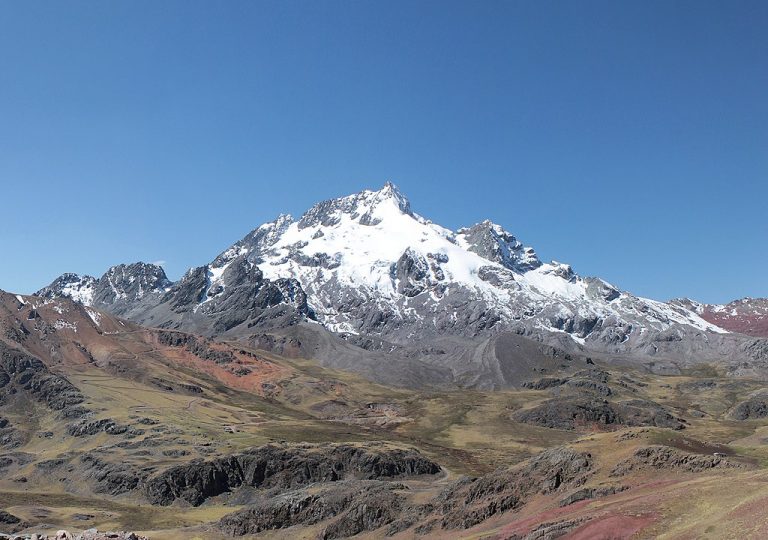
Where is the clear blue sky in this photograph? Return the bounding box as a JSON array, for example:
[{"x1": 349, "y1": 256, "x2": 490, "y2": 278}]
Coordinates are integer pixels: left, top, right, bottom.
[{"x1": 1, "y1": 1, "x2": 766, "y2": 303}]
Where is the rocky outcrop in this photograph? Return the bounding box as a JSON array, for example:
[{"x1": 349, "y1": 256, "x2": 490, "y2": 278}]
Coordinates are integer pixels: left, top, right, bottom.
[
  {"x1": 559, "y1": 485, "x2": 627, "y2": 507},
  {"x1": 0, "y1": 417, "x2": 22, "y2": 448},
  {"x1": 394, "y1": 248, "x2": 433, "y2": 297},
  {"x1": 610, "y1": 445, "x2": 741, "y2": 476},
  {"x1": 144, "y1": 443, "x2": 440, "y2": 506},
  {"x1": 0, "y1": 343, "x2": 85, "y2": 412},
  {"x1": 522, "y1": 377, "x2": 570, "y2": 390},
  {"x1": 219, "y1": 481, "x2": 406, "y2": 538},
  {"x1": 523, "y1": 370, "x2": 613, "y2": 396},
  {"x1": 730, "y1": 393, "x2": 768, "y2": 420},
  {"x1": 458, "y1": 220, "x2": 541, "y2": 273},
  {"x1": 221, "y1": 445, "x2": 594, "y2": 537},
  {"x1": 0, "y1": 509, "x2": 28, "y2": 534},
  {"x1": 156, "y1": 330, "x2": 234, "y2": 364},
  {"x1": 80, "y1": 454, "x2": 146, "y2": 495},
  {"x1": 437, "y1": 447, "x2": 593, "y2": 529},
  {"x1": 67, "y1": 418, "x2": 127, "y2": 437},
  {"x1": 513, "y1": 397, "x2": 685, "y2": 431}
]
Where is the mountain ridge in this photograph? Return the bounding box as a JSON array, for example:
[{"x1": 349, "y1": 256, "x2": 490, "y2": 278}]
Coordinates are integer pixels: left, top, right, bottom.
[{"x1": 37, "y1": 183, "x2": 768, "y2": 389}]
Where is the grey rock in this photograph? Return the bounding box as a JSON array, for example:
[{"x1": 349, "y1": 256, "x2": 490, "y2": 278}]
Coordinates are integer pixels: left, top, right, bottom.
[
  {"x1": 438, "y1": 446, "x2": 593, "y2": 530},
  {"x1": 610, "y1": 445, "x2": 741, "y2": 476},
  {"x1": 730, "y1": 393, "x2": 768, "y2": 420},
  {"x1": 513, "y1": 397, "x2": 685, "y2": 431},
  {"x1": 219, "y1": 481, "x2": 405, "y2": 538},
  {"x1": 144, "y1": 443, "x2": 440, "y2": 506}
]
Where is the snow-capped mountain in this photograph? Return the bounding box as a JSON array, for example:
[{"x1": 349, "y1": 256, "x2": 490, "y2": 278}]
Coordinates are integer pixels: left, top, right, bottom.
[
  {"x1": 37, "y1": 263, "x2": 172, "y2": 312},
  {"x1": 39, "y1": 182, "x2": 753, "y2": 388},
  {"x1": 195, "y1": 182, "x2": 721, "y2": 342},
  {"x1": 40, "y1": 183, "x2": 723, "y2": 343},
  {"x1": 673, "y1": 297, "x2": 768, "y2": 338}
]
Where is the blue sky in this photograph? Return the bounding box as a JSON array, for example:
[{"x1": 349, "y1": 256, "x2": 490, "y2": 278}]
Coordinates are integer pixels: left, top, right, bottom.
[{"x1": 0, "y1": 1, "x2": 766, "y2": 303}]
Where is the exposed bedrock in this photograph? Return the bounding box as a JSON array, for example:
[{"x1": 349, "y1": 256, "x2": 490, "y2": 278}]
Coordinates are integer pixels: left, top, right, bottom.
[{"x1": 143, "y1": 443, "x2": 440, "y2": 506}]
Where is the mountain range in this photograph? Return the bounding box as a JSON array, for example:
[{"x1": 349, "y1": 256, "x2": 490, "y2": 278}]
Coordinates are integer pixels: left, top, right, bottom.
[{"x1": 36, "y1": 183, "x2": 768, "y2": 388}]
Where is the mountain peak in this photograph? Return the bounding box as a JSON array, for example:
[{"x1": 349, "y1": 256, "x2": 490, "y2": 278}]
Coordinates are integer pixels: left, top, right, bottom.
[
  {"x1": 36, "y1": 272, "x2": 98, "y2": 305},
  {"x1": 458, "y1": 220, "x2": 541, "y2": 272},
  {"x1": 362, "y1": 181, "x2": 412, "y2": 216},
  {"x1": 37, "y1": 262, "x2": 171, "y2": 308},
  {"x1": 298, "y1": 182, "x2": 413, "y2": 230}
]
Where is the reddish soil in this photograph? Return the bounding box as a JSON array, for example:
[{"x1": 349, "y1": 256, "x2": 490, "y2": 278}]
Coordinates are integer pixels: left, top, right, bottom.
[
  {"x1": 157, "y1": 341, "x2": 292, "y2": 395},
  {"x1": 698, "y1": 298, "x2": 768, "y2": 337},
  {"x1": 566, "y1": 513, "x2": 656, "y2": 539}
]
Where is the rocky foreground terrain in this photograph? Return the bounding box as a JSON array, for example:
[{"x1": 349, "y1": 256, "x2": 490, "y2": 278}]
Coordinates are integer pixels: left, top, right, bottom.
[
  {"x1": 4, "y1": 185, "x2": 768, "y2": 538},
  {"x1": 0, "y1": 530, "x2": 148, "y2": 540}
]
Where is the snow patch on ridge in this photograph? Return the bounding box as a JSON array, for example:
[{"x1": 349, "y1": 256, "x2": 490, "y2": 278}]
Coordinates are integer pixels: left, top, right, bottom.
[{"x1": 86, "y1": 307, "x2": 102, "y2": 327}]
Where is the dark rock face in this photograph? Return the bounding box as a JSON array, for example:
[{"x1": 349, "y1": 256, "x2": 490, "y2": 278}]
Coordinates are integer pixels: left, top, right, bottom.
[
  {"x1": 394, "y1": 249, "x2": 431, "y2": 297},
  {"x1": 67, "y1": 418, "x2": 127, "y2": 437},
  {"x1": 0, "y1": 509, "x2": 28, "y2": 533},
  {"x1": 525, "y1": 519, "x2": 586, "y2": 539},
  {"x1": 220, "y1": 445, "x2": 595, "y2": 537},
  {"x1": 585, "y1": 277, "x2": 621, "y2": 302},
  {"x1": 514, "y1": 399, "x2": 618, "y2": 430},
  {"x1": 513, "y1": 397, "x2": 685, "y2": 431},
  {"x1": 618, "y1": 399, "x2": 686, "y2": 430},
  {"x1": 458, "y1": 220, "x2": 541, "y2": 273},
  {"x1": 543, "y1": 310, "x2": 600, "y2": 339},
  {"x1": 36, "y1": 256, "x2": 314, "y2": 338},
  {"x1": 523, "y1": 369, "x2": 613, "y2": 396},
  {"x1": 167, "y1": 266, "x2": 208, "y2": 311},
  {"x1": 157, "y1": 330, "x2": 234, "y2": 364},
  {"x1": 150, "y1": 257, "x2": 314, "y2": 332},
  {"x1": 0, "y1": 342, "x2": 85, "y2": 411},
  {"x1": 144, "y1": 444, "x2": 440, "y2": 506},
  {"x1": 94, "y1": 263, "x2": 172, "y2": 306},
  {"x1": 219, "y1": 481, "x2": 405, "y2": 538},
  {"x1": 80, "y1": 454, "x2": 145, "y2": 495},
  {"x1": 522, "y1": 377, "x2": 570, "y2": 390},
  {"x1": 730, "y1": 394, "x2": 768, "y2": 420},
  {"x1": 0, "y1": 417, "x2": 21, "y2": 448},
  {"x1": 319, "y1": 485, "x2": 404, "y2": 540},
  {"x1": 559, "y1": 485, "x2": 627, "y2": 507},
  {"x1": 610, "y1": 445, "x2": 741, "y2": 476},
  {"x1": 437, "y1": 447, "x2": 593, "y2": 529},
  {"x1": 564, "y1": 378, "x2": 613, "y2": 396}
]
